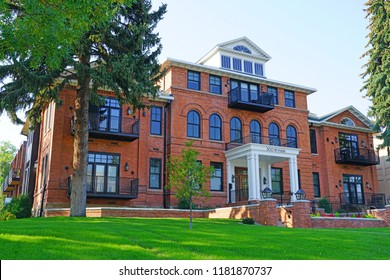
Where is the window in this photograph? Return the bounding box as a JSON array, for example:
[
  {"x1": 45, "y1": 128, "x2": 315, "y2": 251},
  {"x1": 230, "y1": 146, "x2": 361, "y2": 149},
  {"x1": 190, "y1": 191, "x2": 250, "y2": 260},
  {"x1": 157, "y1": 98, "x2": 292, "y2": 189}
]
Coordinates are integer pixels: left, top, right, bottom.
[
  {"x1": 41, "y1": 154, "x2": 49, "y2": 189},
  {"x1": 313, "y1": 172, "x2": 320, "y2": 197},
  {"x1": 340, "y1": 117, "x2": 355, "y2": 126},
  {"x1": 233, "y1": 58, "x2": 242, "y2": 71},
  {"x1": 89, "y1": 97, "x2": 121, "y2": 133},
  {"x1": 210, "y1": 162, "x2": 223, "y2": 191},
  {"x1": 187, "y1": 110, "x2": 201, "y2": 138},
  {"x1": 44, "y1": 103, "x2": 53, "y2": 133},
  {"x1": 233, "y1": 45, "x2": 252, "y2": 54},
  {"x1": 271, "y1": 168, "x2": 283, "y2": 194},
  {"x1": 87, "y1": 152, "x2": 120, "y2": 193},
  {"x1": 221, "y1": 55, "x2": 231, "y2": 69},
  {"x1": 150, "y1": 106, "x2": 162, "y2": 135},
  {"x1": 209, "y1": 114, "x2": 222, "y2": 141},
  {"x1": 230, "y1": 117, "x2": 242, "y2": 143},
  {"x1": 286, "y1": 125, "x2": 297, "y2": 148},
  {"x1": 310, "y1": 129, "x2": 318, "y2": 154},
  {"x1": 230, "y1": 79, "x2": 259, "y2": 102},
  {"x1": 267, "y1": 86, "x2": 278, "y2": 105},
  {"x1": 339, "y1": 132, "x2": 359, "y2": 159},
  {"x1": 254, "y1": 63, "x2": 264, "y2": 76},
  {"x1": 244, "y1": 60, "x2": 253, "y2": 74},
  {"x1": 342, "y1": 174, "x2": 364, "y2": 205},
  {"x1": 209, "y1": 75, "x2": 222, "y2": 94},
  {"x1": 187, "y1": 71, "x2": 200, "y2": 90},
  {"x1": 268, "y1": 122, "x2": 280, "y2": 146},
  {"x1": 250, "y1": 120, "x2": 261, "y2": 143},
  {"x1": 284, "y1": 90, "x2": 295, "y2": 108},
  {"x1": 149, "y1": 158, "x2": 162, "y2": 189}
]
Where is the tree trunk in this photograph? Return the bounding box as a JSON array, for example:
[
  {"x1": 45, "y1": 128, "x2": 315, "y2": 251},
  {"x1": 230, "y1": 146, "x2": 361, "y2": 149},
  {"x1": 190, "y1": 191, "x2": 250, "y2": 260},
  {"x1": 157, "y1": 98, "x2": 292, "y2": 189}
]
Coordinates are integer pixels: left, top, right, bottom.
[
  {"x1": 70, "y1": 65, "x2": 91, "y2": 217},
  {"x1": 189, "y1": 196, "x2": 193, "y2": 230}
]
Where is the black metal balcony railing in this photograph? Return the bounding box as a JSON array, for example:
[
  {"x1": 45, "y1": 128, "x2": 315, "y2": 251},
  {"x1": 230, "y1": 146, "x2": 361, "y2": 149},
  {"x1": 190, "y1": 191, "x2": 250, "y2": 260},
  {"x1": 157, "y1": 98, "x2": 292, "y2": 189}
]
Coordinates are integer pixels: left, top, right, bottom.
[
  {"x1": 67, "y1": 176, "x2": 139, "y2": 199},
  {"x1": 339, "y1": 192, "x2": 386, "y2": 211},
  {"x1": 229, "y1": 188, "x2": 249, "y2": 203},
  {"x1": 71, "y1": 114, "x2": 139, "y2": 142},
  {"x1": 334, "y1": 147, "x2": 380, "y2": 166},
  {"x1": 228, "y1": 87, "x2": 274, "y2": 113},
  {"x1": 226, "y1": 135, "x2": 297, "y2": 150},
  {"x1": 1, "y1": 168, "x2": 21, "y2": 193}
]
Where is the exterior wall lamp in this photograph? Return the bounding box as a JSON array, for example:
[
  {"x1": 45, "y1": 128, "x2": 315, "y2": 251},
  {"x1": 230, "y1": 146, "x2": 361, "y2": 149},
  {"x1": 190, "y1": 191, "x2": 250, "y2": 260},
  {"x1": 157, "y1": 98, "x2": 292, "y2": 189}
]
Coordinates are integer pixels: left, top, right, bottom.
[
  {"x1": 263, "y1": 177, "x2": 267, "y2": 185},
  {"x1": 127, "y1": 107, "x2": 131, "y2": 115},
  {"x1": 125, "y1": 162, "x2": 129, "y2": 172},
  {"x1": 231, "y1": 174, "x2": 235, "y2": 183},
  {"x1": 295, "y1": 188, "x2": 306, "y2": 200},
  {"x1": 262, "y1": 187, "x2": 273, "y2": 199}
]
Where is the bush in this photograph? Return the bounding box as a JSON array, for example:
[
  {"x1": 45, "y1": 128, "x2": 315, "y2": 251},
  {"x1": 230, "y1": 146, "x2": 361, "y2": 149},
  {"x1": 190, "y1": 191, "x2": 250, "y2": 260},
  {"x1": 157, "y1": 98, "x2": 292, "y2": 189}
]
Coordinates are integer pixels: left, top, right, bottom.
[
  {"x1": 0, "y1": 211, "x2": 16, "y2": 221},
  {"x1": 3, "y1": 195, "x2": 31, "y2": 218},
  {"x1": 177, "y1": 198, "x2": 191, "y2": 209},
  {"x1": 242, "y1": 217, "x2": 255, "y2": 225},
  {"x1": 318, "y1": 197, "x2": 332, "y2": 213}
]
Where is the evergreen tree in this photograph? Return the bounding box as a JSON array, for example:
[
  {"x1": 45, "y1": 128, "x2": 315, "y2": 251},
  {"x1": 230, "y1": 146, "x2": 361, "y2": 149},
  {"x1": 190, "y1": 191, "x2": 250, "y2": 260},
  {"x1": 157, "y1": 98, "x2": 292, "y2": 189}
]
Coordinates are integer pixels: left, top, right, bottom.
[
  {"x1": 361, "y1": 0, "x2": 390, "y2": 154},
  {"x1": 0, "y1": 0, "x2": 167, "y2": 216}
]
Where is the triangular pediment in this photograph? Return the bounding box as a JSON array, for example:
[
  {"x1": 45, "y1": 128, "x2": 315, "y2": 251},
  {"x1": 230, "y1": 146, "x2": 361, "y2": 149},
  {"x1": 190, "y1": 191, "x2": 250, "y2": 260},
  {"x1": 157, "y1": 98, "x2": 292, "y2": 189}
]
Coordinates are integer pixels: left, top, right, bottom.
[
  {"x1": 217, "y1": 37, "x2": 271, "y2": 61},
  {"x1": 197, "y1": 36, "x2": 271, "y2": 65},
  {"x1": 309, "y1": 106, "x2": 375, "y2": 131}
]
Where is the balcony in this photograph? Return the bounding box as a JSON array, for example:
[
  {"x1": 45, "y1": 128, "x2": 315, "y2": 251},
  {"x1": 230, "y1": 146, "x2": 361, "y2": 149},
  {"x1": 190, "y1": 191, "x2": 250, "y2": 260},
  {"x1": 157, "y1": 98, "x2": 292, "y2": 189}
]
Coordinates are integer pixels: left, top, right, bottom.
[
  {"x1": 71, "y1": 114, "x2": 140, "y2": 142},
  {"x1": 334, "y1": 148, "x2": 379, "y2": 166},
  {"x1": 339, "y1": 192, "x2": 386, "y2": 211},
  {"x1": 68, "y1": 176, "x2": 139, "y2": 199},
  {"x1": 228, "y1": 87, "x2": 274, "y2": 113},
  {"x1": 226, "y1": 135, "x2": 296, "y2": 151},
  {"x1": 1, "y1": 169, "x2": 21, "y2": 193}
]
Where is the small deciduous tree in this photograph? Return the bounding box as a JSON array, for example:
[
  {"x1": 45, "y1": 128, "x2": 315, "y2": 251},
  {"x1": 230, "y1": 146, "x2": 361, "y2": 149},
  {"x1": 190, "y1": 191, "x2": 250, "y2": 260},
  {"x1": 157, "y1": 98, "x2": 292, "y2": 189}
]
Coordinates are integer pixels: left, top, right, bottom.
[
  {"x1": 0, "y1": 141, "x2": 17, "y2": 184},
  {"x1": 166, "y1": 142, "x2": 213, "y2": 229}
]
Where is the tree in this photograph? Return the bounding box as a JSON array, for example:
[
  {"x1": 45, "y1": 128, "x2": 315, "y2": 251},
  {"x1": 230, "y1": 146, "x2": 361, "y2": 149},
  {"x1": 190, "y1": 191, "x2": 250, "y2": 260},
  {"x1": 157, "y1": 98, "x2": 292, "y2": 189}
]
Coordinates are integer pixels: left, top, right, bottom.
[
  {"x1": 361, "y1": 0, "x2": 390, "y2": 155},
  {"x1": 166, "y1": 142, "x2": 213, "y2": 229},
  {"x1": 0, "y1": 0, "x2": 167, "y2": 216},
  {"x1": 0, "y1": 141, "x2": 17, "y2": 185}
]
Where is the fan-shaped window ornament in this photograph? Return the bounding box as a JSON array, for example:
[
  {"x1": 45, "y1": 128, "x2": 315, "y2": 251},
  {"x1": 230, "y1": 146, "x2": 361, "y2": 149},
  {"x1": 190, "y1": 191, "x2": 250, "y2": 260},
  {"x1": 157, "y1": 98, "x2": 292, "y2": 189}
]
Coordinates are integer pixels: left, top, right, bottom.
[
  {"x1": 233, "y1": 45, "x2": 252, "y2": 54},
  {"x1": 340, "y1": 117, "x2": 355, "y2": 127}
]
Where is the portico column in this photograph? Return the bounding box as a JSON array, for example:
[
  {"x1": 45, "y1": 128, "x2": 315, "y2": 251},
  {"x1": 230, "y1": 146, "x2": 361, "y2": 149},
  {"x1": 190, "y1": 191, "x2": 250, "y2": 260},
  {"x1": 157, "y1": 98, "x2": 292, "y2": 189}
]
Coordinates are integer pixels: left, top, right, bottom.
[
  {"x1": 253, "y1": 153, "x2": 260, "y2": 200},
  {"x1": 247, "y1": 153, "x2": 259, "y2": 201},
  {"x1": 289, "y1": 156, "x2": 299, "y2": 201},
  {"x1": 226, "y1": 160, "x2": 234, "y2": 203}
]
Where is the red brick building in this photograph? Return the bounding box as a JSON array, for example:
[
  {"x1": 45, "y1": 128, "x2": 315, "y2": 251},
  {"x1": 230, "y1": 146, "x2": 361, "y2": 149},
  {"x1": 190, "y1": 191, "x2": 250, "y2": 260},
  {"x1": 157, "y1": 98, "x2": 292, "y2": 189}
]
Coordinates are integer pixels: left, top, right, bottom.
[{"x1": 5, "y1": 37, "x2": 379, "y2": 216}]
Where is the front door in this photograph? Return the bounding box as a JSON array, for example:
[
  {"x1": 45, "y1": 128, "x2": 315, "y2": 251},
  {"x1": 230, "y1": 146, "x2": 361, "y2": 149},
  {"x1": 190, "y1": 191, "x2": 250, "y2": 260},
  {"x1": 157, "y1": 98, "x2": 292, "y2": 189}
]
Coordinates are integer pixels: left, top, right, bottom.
[{"x1": 235, "y1": 167, "x2": 248, "y2": 202}]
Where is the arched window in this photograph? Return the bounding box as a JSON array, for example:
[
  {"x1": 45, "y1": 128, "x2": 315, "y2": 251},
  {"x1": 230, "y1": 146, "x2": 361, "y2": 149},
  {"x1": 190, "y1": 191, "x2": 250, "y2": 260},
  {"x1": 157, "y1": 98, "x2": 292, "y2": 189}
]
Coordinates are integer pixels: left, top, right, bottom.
[
  {"x1": 187, "y1": 110, "x2": 201, "y2": 138},
  {"x1": 340, "y1": 117, "x2": 355, "y2": 127},
  {"x1": 286, "y1": 125, "x2": 298, "y2": 148},
  {"x1": 233, "y1": 45, "x2": 252, "y2": 54},
  {"x1": 268, "y1": 122, "x2": 280, "y2": 146},
  {"x1": 209, "y1": 114, "x2": 222, "y2": 141},
  {"x1": 230, "y1": 117, "x2": 242, "y2": 143},
  {"x1": 250, "y1": 120, "x2": 261, "y2": 144}
]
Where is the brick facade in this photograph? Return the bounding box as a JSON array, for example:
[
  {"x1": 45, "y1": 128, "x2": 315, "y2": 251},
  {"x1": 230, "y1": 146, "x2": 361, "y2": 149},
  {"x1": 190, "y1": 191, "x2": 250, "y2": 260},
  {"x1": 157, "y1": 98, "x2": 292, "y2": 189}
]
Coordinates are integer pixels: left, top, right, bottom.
[{"x1": 7, "y1": 37, "x2": 376, "y2": 217}]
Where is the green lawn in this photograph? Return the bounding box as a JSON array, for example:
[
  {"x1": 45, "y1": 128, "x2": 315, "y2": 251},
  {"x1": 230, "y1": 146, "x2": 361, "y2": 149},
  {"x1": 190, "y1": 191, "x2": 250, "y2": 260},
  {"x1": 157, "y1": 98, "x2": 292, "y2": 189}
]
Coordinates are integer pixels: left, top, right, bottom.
[{"x1": 0, "y1": 217, "x2": 389, "y2": 260}]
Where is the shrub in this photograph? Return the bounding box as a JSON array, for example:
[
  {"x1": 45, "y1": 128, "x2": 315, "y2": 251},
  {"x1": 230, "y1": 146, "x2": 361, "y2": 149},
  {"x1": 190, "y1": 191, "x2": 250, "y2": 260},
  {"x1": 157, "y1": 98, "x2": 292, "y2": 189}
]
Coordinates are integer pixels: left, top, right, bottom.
[
  {"x1": 0, "y1": 211, "x2": 16, "y2": 221},
  {"x1": 242, "y1": 217, "x2": 255, "y2": 225},
  {"x1": 318, "y1": 197, "x2": 332, "y2": 213},
  {"x1": 4, "y1": 195, "x2": 31, "y2": 218},
  {"x1": 177, "y1": 198, "x2": 191, "y2": 209}
]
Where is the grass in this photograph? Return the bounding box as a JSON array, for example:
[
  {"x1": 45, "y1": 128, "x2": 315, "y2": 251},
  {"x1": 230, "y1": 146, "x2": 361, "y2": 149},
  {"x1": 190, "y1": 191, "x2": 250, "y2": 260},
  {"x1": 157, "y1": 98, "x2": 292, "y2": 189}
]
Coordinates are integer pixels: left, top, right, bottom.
[{"x1": 0, "y1": 217, "x2": 389, "y2": 260}]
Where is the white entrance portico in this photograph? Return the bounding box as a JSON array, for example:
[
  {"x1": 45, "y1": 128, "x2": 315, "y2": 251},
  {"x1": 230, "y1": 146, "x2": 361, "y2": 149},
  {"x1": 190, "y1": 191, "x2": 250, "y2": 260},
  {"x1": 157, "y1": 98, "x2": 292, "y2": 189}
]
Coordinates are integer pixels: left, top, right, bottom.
[{"x1": 225, "y1": 142, "x2": 301, "y2": 203}]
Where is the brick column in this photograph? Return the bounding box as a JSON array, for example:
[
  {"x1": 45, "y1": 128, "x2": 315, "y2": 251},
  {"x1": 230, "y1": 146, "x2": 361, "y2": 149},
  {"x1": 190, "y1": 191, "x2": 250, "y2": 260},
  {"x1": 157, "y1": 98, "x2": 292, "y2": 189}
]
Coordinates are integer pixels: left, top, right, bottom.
[
  {"x1": 292, "y1": 200, "x2": 311, "y2": 228},
  {"x1": 258, "y1": 199, "x2": 278, "y2": 226},
  {"x1": 383, "y1": 205, "x2": 390, "y2": 226}
]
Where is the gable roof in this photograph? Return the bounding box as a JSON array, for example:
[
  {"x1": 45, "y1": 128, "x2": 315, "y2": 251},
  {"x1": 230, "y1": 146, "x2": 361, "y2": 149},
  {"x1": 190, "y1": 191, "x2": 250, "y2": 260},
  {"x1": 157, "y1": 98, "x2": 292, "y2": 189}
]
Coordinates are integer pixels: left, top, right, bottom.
[
  {"x1": 309, "y1": 106, "x2": 376, "y2": 131},
  {"x1": 197, "y1": 36, "x2": 271, "y2": 64}
]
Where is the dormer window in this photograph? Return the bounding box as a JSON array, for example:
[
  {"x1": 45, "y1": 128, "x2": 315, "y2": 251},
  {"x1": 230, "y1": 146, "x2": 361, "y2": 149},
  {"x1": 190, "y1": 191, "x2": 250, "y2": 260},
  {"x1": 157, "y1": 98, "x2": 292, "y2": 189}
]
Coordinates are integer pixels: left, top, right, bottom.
[
  {"x1": 340, "y1": 117, "x2": 355, "y2": 127},
  {"x1": 233, "y1": 45, "x2": 252, "y2": 54}
]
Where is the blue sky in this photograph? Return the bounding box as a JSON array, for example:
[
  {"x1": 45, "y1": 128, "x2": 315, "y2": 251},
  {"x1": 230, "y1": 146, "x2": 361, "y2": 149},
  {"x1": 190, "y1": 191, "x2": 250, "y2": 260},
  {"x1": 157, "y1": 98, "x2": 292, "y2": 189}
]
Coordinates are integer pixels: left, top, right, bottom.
[{"x1": 0, "y1": 0, "x2": 371, "y2": 147}]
